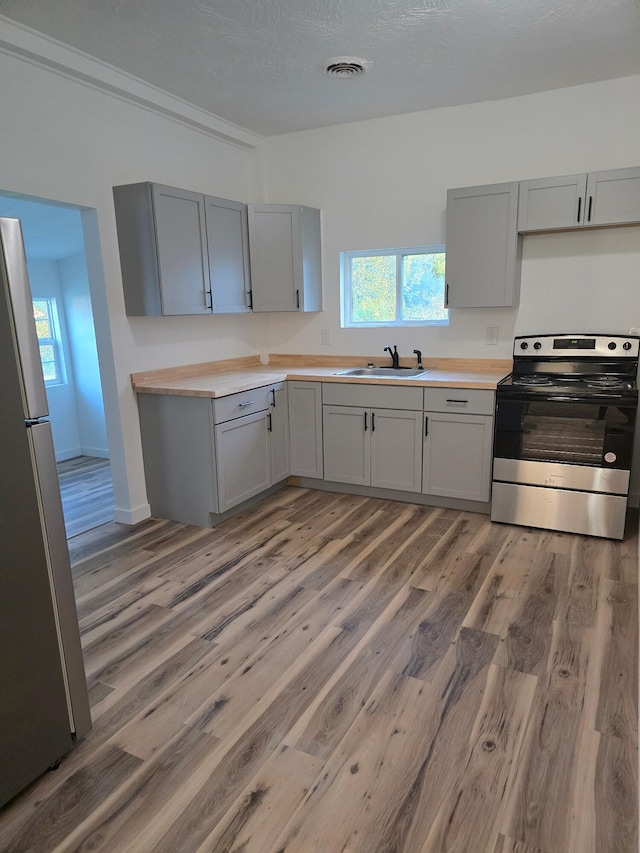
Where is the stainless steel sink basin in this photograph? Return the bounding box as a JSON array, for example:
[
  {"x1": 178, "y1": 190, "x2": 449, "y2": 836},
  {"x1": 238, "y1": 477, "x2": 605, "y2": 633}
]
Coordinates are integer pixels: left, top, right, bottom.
[{"x1": 334, "y1": 367, "x2": 430, "y2": 378}]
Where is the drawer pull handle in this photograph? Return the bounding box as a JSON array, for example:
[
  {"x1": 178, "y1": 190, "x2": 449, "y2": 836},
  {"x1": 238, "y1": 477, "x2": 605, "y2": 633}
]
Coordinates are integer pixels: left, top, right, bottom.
[
  {"x1": 425, "y1": 416, "x2": 429, "y2": 437},
  {"x1": 446, "y1": 399, "x2": 468, "y2": 404},
  {"x1": 238, "y1": 401, "x2": 255, "y2": 408},
  {"x1": 270, "y1": 389, "x2": 276, "y2": 407},
  {"x1": 364, "y1": 411, "x2": 368, "y2": 431},
  {"x1": 371, "y1": 412, "x2": 375, "y2": 432}
]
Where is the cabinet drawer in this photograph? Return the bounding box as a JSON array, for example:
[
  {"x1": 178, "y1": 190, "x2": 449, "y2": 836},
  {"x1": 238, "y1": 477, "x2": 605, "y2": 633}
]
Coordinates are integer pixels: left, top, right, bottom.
[
  {"x1": 213, "y1": 386, "x2": 271, "y2": 423},
  {"x1": 322, "y1": 383, "x2": 422, "y2": 411},
  {"x1": 423, "y1": 387, "x2": 494, "y2": 415}
]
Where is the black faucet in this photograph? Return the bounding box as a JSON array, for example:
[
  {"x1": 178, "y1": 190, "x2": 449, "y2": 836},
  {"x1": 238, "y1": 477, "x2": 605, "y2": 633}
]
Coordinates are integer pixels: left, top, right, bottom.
[
  {"x1": 413, "y1": 349, "x2": 424, "y2": 370},
  {"x1": 384, "y1": 345, "x2": 400, "y2": 369}
]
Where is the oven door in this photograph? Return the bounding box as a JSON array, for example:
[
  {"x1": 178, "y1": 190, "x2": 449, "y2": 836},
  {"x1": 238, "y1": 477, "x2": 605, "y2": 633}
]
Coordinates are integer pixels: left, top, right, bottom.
[{"x1": 493, "y1": 392, "x2": 636, "y2": 494}]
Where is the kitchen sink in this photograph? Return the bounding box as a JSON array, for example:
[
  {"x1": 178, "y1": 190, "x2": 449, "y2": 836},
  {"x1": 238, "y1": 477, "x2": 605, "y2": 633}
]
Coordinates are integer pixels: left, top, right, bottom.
[{"x1": 334, "y1": 367, "x2": 430, "y2": 378}]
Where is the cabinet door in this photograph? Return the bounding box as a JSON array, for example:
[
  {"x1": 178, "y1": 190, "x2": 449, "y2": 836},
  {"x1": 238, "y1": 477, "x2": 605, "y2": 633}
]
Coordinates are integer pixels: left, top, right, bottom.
[
  {"x1": 151, "y1": 184, "x2": 211, "y2": 315},
  {"x1": 517, "y1": 174, "x2": 587, "y2": 232},
  {"x1": 204, "y1": 195, "x2": 251, "y2": 313},
  {"x1": 269, "y1": 384, "x2": 290, "y2": 484},
  {"x1": 322, "y1": 405, "x2": 370, "y2": 486},
  {"x1": 248, "y1": 205, "x2": 299, "y2": 312},
  {"x1": 586, "y1": 167, "x2": 640, "y2": 227},
  {"x1": 370, "y1": 409, "x2": 422, "y2": 493},
  {"x1": 423, "y1": 412, "x2": 493, "y2": 502},
  {"x1": 288, "y1": 381, "x2": 323, "y2": 478},
  {"x1": 445, "y1": 182, "x2": 521, "y2": 308},
  {"x1": 215, "y1": 411, "x2": 271, "y2": 512}
]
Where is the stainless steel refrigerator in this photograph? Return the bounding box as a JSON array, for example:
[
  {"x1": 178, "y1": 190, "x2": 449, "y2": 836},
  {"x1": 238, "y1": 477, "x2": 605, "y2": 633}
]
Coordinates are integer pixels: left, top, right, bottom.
[{"x1": 0, "y1": 217, "x2": 91, "y2": 808}]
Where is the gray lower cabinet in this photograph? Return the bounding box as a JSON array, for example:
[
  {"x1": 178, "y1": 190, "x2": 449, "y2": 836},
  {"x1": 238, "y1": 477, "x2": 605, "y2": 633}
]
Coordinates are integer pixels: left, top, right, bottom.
[
  {"x1": 113, "y1": 182, "x2": 250, "y2": 316},
  {"x1": 518, "y1": 166, "x2": 640, "y2": 232},
  {"x1": 138, "y1": 394, "x2": 218, "y2": 527},
  {"x1": 322, "y1": 382, "x2": 423, "y2": 491},
  {"x1": 247, "y1": 204, "x2": 322, "y2": 312},
  {"x1": 138, "y1": 382, "x2": 288, "y2": 526},
  {"x1": 288, "y1": 381, "x2": 323, "y2": 478},
  {"x1": 269, "y1": 383, "x2": 290, "y2": 484},
  {"x1": 445, "y1": 182, "x2": 521, "y2": 308},
  {"x1": 322, "y1": 405, "x2": 422, "y2": 492},
  {"x1": 214, "y1": 382, "x2": 289, "y2": 513},
  {"x1": 422, "y1": 388, "x2": 495, "y2": 503},
  {"x1": 323, "y1": 405, "x2": 370, "y2": 486},
  {"x1": 215, "y1": 410, "x2": 272, "y2": 512},
  {"x1": 370, "y1": 408, "x2": 423, "y2": 492}
]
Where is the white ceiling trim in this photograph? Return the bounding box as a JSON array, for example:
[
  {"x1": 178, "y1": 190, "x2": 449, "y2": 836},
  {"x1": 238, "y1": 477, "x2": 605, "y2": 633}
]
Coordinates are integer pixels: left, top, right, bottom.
[{"x1": 0, "y1": 16, "x2": 262, "y2": 150}]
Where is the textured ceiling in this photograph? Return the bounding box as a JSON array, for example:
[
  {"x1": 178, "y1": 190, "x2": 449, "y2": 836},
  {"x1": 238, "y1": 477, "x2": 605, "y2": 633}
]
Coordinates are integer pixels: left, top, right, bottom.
[{"x1": 1, "y1": 0, "x2": 639, "y2": 136}]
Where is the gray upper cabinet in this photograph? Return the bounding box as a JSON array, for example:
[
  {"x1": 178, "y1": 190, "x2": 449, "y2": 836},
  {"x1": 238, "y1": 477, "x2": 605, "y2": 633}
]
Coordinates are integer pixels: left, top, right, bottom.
[
  {"x1": 586, "y1": 167, "x2": 640, "y2": 227},
  {"x1": 204, "y1": 195, "x2": 251, "y2": 313},
  {"x1": 114, "y1": 183, "x2": 211, "y2": 316},
  {"x1": 518, "y1": 166, "x2": 640, "y2": 232},
  {"x1": 248, "y1": 204, "x2": 322, "y2": 313},
  {"x1": 445, "y1": 182, "x2": 521, "y2": 308},
  {"x1": 113, "y1": 182, "x2": 250, "y2": 316}
]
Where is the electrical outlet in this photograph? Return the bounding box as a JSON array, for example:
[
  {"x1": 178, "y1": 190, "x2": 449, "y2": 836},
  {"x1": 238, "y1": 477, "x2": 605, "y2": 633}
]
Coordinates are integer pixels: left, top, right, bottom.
[
  {"x1": 485, "y1": 326, "x2": 498, "y2": 345},
  {"x1": 321, "y1": 328, "x2": 331, "y2": 346},
  {"x1": 629, "y1": 327, "x2": 640, "y2": 336}
]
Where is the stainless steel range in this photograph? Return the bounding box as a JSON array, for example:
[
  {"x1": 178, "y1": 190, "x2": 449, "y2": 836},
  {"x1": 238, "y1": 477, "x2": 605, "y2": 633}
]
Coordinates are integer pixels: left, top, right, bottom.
[{"x1": 491, "y1": 333, "x2": 639, "y2": 539}]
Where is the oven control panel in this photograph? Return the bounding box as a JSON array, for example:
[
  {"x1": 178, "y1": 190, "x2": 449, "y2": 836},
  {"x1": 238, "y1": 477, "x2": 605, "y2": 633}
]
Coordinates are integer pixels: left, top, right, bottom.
[{"x1": 514, "y1": 334, "x2": 640, "y2": 358}]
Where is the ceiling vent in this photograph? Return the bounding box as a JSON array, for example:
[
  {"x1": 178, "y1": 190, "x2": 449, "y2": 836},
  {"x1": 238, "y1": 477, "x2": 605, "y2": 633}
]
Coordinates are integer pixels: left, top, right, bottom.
[{"x1": 324, "y1": 57, "x2": 369, "y2": 78}]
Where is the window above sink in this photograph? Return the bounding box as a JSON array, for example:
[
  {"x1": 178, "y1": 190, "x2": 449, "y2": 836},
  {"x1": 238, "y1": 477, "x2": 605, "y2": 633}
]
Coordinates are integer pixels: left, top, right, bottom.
[{"x1": 340, "y1": 244, "x2": 449, "y2": 329}]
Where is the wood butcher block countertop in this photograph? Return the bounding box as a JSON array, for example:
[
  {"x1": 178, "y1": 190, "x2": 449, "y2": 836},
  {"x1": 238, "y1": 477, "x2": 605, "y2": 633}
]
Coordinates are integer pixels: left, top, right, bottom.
[{"x1": 131, "y1": 354, "x2": 512, "y2": 398}]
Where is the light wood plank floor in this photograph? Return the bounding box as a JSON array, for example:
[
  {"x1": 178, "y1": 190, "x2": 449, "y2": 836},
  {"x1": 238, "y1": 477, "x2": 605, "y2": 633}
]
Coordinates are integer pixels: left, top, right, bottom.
[
  {"x1": 57, "y1": 456, "x2": 114, "y2": 538},
  {"x1": 0, "y1": 488, "x2": 637, "y2": 852}
]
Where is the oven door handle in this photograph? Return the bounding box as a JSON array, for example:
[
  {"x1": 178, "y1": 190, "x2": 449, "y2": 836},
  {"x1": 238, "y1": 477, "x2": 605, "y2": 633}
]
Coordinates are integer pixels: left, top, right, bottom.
[
  {"x1": 499, "y1": 392, "x2": 636, "y2": 406},
  {"x1": 554, "y1": 394, "x2": 627, "y2": 402}
]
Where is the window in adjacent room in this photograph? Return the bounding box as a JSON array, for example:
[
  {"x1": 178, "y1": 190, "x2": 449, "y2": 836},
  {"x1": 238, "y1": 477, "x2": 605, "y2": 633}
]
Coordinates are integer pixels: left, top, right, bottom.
[
  {"x1": 33, "y1": 297, "x2": 66, "y2": 385},
  {"x1": 341, "y1": 245, "x2": 448, "y2": 328}
]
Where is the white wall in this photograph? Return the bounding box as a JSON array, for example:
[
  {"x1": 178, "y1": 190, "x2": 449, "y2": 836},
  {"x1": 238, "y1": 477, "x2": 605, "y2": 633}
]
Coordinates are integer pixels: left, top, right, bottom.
[
  {"x1": 3, "y1": 24, "x2": 640, "y2": 521},
  {"x1": 0, "y1": 44, "x2": 263, "y2": 522},
  {"x1": 261, "y1": 76, "x2": 640, "y2": 361},
  {"x1": 59, "y1": 252, "x2": 109, "y2": 458},
  {"x1": 26, "y1": 259, "x2": 82, "y2": 459}
]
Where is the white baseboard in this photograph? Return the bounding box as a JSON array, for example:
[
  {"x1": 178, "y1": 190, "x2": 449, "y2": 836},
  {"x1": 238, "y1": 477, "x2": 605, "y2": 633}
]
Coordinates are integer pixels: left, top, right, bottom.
[
  {"x1": 80, "y1": 446, "x2": 110, "y2": 459},
  {"x1": 113, "y1": 502, "x2": 152, "y2": 526},
  {"x1": 55, "y1": 446, "x2": 82, "y2": 462}
]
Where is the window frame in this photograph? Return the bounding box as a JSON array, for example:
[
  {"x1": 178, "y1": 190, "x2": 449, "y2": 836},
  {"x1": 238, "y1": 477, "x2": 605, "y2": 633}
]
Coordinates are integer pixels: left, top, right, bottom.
[
  {"x1": 341, "y1": 244, "x2": 449, "y2": 329},
  {"x1": 32, "y1": 297, "x2": 66, "y2": 386}
]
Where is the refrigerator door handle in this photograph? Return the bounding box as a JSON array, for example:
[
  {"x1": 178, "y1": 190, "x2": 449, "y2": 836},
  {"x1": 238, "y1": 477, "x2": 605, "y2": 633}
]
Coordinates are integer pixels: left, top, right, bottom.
[{"x1": 0, "y1": 218, "x2": 49, "y2": 419}]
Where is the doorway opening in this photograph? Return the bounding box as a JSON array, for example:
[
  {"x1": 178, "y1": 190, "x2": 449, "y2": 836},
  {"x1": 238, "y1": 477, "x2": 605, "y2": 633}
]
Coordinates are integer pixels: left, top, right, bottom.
[{"x1": 0, "y1": 192, "x2": 114, "y2": 537}]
